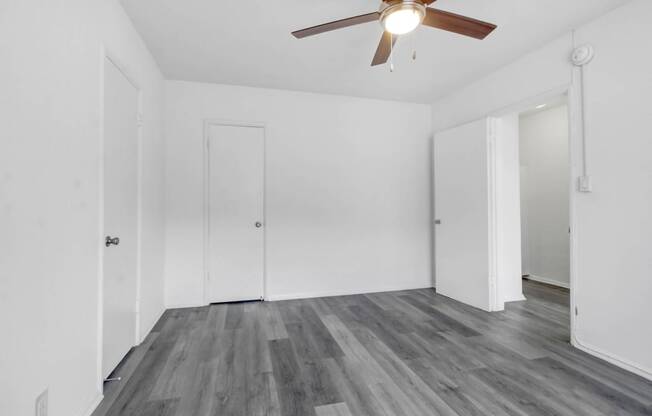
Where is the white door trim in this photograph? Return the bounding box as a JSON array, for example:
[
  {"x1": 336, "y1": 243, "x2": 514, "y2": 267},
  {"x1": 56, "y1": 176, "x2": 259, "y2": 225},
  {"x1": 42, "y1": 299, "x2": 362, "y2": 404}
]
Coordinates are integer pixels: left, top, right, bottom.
[
  {"x1": 96, "y1": 45, "x2": 144, "y2": 396},
  {"x1": 486, "y1": 84, "x2": 579, "y2": 347},
  {"x1": 486, "y1": 117, "x2": 500, "y2": 312},
  {"x1": 202, "y1": 119, "x2": 267, "y2": 305}
]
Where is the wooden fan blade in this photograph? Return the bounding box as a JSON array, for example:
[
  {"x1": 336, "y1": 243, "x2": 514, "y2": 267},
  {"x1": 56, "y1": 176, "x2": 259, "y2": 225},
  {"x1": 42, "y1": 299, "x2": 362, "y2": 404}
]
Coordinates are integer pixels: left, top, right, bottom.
[
  {"x1": 371, "y1": 31, "x2": 398, "y2": 66},
  {"x1": 292, "y1": 12, "x2": 380, "y2": 38},
  {"x1": 423, "y1": 8, "x2": 496, "y2": 40}
]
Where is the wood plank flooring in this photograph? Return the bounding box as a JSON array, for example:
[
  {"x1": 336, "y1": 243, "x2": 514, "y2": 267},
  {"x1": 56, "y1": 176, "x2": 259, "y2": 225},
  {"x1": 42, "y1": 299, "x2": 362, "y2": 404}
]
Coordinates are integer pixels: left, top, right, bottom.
[{"x1": 94, "y1": 280, "x2": 652, "y2": 416}]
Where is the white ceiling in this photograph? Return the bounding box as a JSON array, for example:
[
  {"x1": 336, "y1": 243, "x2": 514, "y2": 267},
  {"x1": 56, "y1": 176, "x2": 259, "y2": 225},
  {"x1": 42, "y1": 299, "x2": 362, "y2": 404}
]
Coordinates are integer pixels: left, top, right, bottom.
[{"x1": 121, "y1": 0, "x2": 629, "y2": 103}]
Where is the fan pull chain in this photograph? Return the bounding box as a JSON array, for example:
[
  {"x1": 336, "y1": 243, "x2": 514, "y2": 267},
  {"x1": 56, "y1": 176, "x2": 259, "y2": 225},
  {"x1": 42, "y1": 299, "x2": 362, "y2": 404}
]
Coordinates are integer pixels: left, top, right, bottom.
[
  {"x1": 390, "y1": 34, "x2": 395, "y2": 72},
  {"x1": 412, "y1": 30, "x2": 417, "y2": 61}
]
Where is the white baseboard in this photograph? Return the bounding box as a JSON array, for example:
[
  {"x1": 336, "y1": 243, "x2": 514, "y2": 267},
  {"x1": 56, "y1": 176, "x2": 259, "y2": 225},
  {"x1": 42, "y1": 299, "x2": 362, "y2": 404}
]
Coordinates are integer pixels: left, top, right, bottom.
[
  {"x1": 166, "y1": 284, "x2": 435, "y2": 306},
  {"x1": 266, "y1": 284, "x2": 433, "y2": 302},
  {"x1": 572, "y1": 336, "x2": 652, "y2": 382},
  {"x1": 504, "y1": 293, "x2": 527, "y2": 303},
  {"x1": 139, "y1": 307, "x2": 165, "y2": 342},
  {"x1": 524, "y1": 274, "x2": 570, "y2": 289},
  {"x1": 82, "y1": 393, "x2": 104, "y2": 416},
  {"x1": 165, "y1": 301, "x2": 208, "y2": 309}
]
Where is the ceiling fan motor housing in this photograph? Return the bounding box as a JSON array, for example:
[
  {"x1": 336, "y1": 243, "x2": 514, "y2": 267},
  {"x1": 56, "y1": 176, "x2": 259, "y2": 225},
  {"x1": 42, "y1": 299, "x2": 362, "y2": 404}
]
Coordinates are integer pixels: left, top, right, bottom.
[{"x1": 380, "y1": 0, "x2": 426, "y2": 10}]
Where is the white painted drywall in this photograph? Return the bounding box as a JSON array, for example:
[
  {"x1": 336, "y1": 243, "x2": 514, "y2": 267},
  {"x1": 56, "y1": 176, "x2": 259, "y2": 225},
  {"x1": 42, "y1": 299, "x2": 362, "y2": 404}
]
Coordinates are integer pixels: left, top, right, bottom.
[
  {"x1": 164, "y1": 81, "x2": 433, "y2": 307},
  {"x1": 432, "y1": 0, "x2": 652, "y2": 379},
  {"x1": 120, "y1": 0, "x2": 630, "y2": 103},
  {"x1": 0, "y1": 1, "x2": 166, "y2": 416},
  {"x1": 520, "y1": 105, "x2": 570, "y2": 287}
]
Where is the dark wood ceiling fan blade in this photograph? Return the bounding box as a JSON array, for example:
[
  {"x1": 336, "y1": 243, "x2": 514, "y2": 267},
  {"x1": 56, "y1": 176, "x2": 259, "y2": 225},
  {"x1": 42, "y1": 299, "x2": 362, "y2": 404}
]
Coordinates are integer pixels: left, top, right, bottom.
[
  {"x1": 292, "y1": 12, "x2": 380, "y2": 38},
  {"x1": 423, "y1": 8, "x2": 496, "y2": 40},
  {"x1": 371, "y1": 31, "x2": 398, "y2": 66}
]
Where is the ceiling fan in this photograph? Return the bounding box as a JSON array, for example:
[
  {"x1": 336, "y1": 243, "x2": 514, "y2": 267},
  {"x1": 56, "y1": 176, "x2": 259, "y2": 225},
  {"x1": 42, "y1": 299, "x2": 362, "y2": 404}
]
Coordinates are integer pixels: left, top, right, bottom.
[{"x1": 292, "y1": 0, "x2": 497, "y2": 66}]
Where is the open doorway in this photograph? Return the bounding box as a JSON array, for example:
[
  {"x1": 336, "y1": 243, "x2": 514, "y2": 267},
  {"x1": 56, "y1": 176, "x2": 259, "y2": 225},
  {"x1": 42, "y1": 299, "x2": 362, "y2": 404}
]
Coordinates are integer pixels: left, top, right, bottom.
[{"x1": 518, "y1": 95, "x2": 571, "y2": 334}]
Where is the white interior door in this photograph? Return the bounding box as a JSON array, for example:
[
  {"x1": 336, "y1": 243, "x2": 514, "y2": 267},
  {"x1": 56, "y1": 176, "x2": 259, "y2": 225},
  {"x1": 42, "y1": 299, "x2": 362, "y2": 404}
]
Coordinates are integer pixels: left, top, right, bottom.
[
  {"x1": 208, "y1": 124, "x2": 264, "y2": 303},
  {"x1": 434, "y1": 119, "x2": 494, "y2": 311},
  {"x1": 102, "y1": 57, "x2": 138, "y2": 378}
]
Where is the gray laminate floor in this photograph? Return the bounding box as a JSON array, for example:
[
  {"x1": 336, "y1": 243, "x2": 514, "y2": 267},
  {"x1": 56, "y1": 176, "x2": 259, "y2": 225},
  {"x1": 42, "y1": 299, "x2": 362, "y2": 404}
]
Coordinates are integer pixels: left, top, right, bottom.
[{"x1": 94, "y1": 280, "x2": 652, "y2": 416}]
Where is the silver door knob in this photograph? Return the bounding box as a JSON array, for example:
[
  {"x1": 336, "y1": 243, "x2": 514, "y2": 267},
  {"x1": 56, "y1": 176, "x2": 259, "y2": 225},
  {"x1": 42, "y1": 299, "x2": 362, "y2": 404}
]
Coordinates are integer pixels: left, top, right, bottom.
[
  {"x1": 105, "y1": 236, "x2": 120, "y2": 247},
  {"x1": 255, "y1": 222, "x2": 263, "y2": 228}
]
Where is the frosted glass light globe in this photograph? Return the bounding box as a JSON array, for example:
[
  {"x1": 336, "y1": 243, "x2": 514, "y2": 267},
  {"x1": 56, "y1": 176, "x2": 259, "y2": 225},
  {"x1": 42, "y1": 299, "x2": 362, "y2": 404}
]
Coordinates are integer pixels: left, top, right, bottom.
[{"x1": 383, "y1": 8, "x2": 423, "y2": 35}]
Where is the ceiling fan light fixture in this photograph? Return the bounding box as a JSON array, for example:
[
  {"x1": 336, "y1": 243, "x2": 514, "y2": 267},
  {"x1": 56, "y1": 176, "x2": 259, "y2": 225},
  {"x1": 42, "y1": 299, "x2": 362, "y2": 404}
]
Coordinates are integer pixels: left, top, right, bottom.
[
  {"x1": 291, "y1": 0, "x2": 497, "y2": 67},
  {"x1": 381, "y1": 1, "x2": 426, "y2": 35}
]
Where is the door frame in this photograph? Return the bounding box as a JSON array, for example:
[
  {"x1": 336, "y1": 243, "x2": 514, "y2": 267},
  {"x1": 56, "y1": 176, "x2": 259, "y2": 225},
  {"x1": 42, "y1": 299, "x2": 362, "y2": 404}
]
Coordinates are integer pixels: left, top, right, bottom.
[
  {"x1": 96, "y1": 45, "x2": 144, "y2": 394},
  {"x1": 486, "y1": 116, "x2": 501, "y2": 312},
  {"x1": 202, "y1": 119, "x2": 268, "y2": 305},
  {"x1": 485, "y1": 84, "x2": 579, "y2": 343}
]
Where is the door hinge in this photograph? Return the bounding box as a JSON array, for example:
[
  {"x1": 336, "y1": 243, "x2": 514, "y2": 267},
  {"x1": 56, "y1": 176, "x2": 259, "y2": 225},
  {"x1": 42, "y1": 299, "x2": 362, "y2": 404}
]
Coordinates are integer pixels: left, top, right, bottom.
[
  {"x1": 575, "y1": 306, "x2": 578, "y2": 316},
  {"x1": 136, "y1": 112, "x2": 144, "y2": 127}
]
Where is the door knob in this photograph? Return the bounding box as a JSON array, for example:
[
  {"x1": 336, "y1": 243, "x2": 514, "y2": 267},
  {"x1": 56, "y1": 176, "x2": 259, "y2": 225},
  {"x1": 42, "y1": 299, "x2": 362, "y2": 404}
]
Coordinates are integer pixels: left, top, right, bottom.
[
  {"x1": 105, "y1": 236, "x2": 120, "y2": 247},
  {"x1": 255, "y1": 222, "x2": 263, "y2": 228},
  {"x1": 434, "y1": 219, "x2": 441, "y2": 225}
]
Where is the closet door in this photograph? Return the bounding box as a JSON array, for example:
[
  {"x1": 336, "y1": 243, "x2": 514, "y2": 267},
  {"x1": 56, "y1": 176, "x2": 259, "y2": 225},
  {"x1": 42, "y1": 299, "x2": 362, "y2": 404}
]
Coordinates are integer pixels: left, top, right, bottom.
[
  {"x1": 103, "y1": 57, "x2": 139, "y2": 378},
  {"x1": 207, "y1": 124, "x2": 265, "y2": 303}
]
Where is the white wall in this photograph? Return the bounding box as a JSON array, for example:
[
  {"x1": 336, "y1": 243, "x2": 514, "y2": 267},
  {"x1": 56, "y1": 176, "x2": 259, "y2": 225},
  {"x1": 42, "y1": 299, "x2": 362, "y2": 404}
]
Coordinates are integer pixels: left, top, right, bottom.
[
  {"x1": 432, "y1": 0, "x2": 652, "y2": 380},
  {"x1": 0, "y1": 1, "x2": 166, "y2": 416},
  {"x1": 520, "y1": 104, "x2": 570, "y2": 287},
  {"x1": 164, "y1": 81, "x2": 433, "y2": 306}
]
